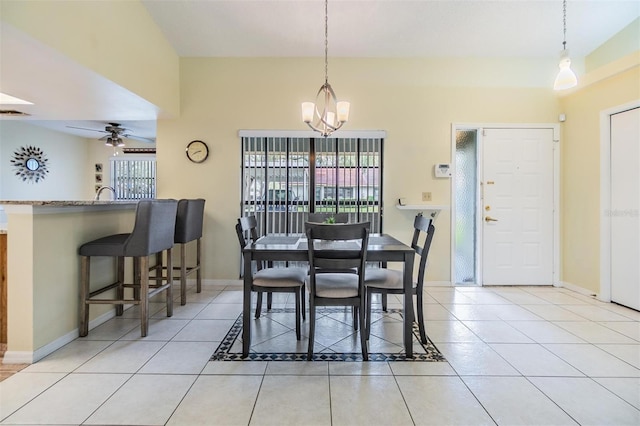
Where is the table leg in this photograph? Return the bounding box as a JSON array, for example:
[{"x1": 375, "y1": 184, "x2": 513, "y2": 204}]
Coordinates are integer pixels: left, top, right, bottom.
[
  {"x1": 242, "y1": 251, "x2": 252, "y2": 358},
  {"x1": 404, "y1": 252, "x2": 415, "y2": 358}
]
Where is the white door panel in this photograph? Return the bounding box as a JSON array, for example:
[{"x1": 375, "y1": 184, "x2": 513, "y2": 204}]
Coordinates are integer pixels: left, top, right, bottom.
[
  {"x1": 482, "y1": 128, "x2": 554, "y2": 285},
  {"x1": 610, "y1": 107, "x2": 640, "y2": 311}
]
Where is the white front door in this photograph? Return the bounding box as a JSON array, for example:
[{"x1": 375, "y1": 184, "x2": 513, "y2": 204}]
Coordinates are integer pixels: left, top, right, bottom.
[
  {"x1": 610, "y1": 107, "x2": 640, "y2": 310},
  {"x1": 482, "y1": 128, "x2": 554, "y2": 285}
]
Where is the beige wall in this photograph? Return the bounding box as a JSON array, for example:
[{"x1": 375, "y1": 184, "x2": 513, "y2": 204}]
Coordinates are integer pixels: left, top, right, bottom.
[
  {"x1": 1, "y1": 0, "x2": 180, "y2": 117},
  {"x1": 559, "y1": 65, "x2": 640, "y2": 293},
  {"x1": 5, "y1": 205, "x2": 136, "y2": 356},
  {"x1": 157, "y1": 57, "x2": 561, "y2": 281}
]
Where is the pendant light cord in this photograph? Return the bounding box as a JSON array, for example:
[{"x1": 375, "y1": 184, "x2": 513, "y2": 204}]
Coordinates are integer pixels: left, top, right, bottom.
[
  {"x1": 324, "y1": 0, "x2": 329, "y2": 85},
  {"x1": 562, "y1": 0, "x2": 567, "y2": 50}
]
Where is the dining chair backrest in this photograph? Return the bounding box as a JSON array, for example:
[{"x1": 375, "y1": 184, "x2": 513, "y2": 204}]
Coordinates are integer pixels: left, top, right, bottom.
[
  {"x1": 412, "y1": 213, "x2": 436, "y2": 288},
  {"x1": 235, "y1": 215, "x2": 266, "y2": 272},
  {"x1": 307, "y1": 212, "x2": 350, "y2": 224},
  {"x1": 305, "y1": 222, "x2": 370, "y2": 283}
]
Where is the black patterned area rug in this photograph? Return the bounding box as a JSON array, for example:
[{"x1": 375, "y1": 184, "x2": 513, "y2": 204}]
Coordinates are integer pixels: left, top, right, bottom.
[{"x1": 211, "y1": 308, "x2": 446, "y2": 362}]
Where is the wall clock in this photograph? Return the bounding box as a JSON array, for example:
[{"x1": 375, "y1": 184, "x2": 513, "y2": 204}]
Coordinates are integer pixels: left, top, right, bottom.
[
  {"x1": 10, "y1": 145, "x2": 49, "y2": 183},
  {"x1": 186, "y1": 140, "x2": 209, "y2": 163}
]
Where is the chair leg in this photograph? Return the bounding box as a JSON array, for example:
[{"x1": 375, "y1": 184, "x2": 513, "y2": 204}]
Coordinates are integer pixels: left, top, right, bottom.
[
  {"x1": 366, "y1": 289, "x2": 372, "y2": 340},
  {"x1": 139, "y1": 256, "x2": 150, "y2": 337},
  {"x1": 180, "y1": 243, "x2": 187, "y2": 306},
  {"x1": 196, "y1": 238, "x2": 202, "y2": 293},
  {"x1": 353, "y1": 306, "x2": 359, "y2": 331},
  {"x1": 166, "y1": 247, "x2": 174, "y2": 317},
  {"x1": 294, "y1": 290, "x2": 301, "y2": 340},
  {"x1": 255, "y1": 292, "x2": 263, "y2": 319},
  {"x1": 301, "y1": 283, "x2": 306, "y2": 321},
  {"x1": 307, "y1": 301, "x2": 316, "y2": 360},
  {"x1": 416, "y1": 291, "x2": 427, "y2": 344},
  {"x1": 115, "y1": 256, "x2": 125, "y2": 316},
  {"x1": 133, "y1": 258, "x2": 141, "y2": 301},
  {"x1": 153, "y1": 252, "x2": 163, "y2": 289},
  {"x1": 381, "y1": 293, "x2": 388, "y2": 311},
  {"x1": 359, "y1": 299, "x2": 368, "y2": 360},
  {"x1": 79, "y1": 256, "x2": 90, "y2": 337},
  {"x1": 267, "y1": 292, "x2": 273, "y2": 310}
]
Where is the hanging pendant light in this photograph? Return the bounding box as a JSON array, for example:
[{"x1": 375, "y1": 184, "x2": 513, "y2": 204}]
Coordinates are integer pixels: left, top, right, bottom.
[
  {"x1": 301, "y1": 0, "x2": 350, "y2": 137},
  {"x1": 553, "y1": 0, "x2": 578, "y2": 90}
]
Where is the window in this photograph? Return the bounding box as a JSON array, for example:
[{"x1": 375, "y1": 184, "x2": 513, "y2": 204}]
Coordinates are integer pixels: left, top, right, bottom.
[
  {"x1": 110, "y1": 156, "x2": 156, "y2": 199},
  {"x1": 240, "y1": 131, "x2": 385, "y2": 235}
]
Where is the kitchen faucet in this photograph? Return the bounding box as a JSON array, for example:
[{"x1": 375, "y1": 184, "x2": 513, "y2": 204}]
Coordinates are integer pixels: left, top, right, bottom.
[{"x1": 94, "y1": 186, "x2": 116, "y2": 201}]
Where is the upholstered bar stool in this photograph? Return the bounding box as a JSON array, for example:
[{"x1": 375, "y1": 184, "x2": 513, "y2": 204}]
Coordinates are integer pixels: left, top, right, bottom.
[
  {"x1": 151, "y1": 199, "x2": 205, "y2": 305},
  {"x1": 79, "y1": 199, "x2": 178, "y2": 337}
]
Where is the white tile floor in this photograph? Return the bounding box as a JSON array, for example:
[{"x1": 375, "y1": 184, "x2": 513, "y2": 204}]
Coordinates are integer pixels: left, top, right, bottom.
[{"x1": 1, "y1": 282, "x2": 639, "y2": 425}]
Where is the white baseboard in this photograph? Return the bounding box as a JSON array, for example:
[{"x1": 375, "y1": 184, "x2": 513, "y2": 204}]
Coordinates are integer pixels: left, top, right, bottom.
[
  {"x1": 2, "y1": 310, "x2": 117, "y2": 365},
  {"x1": 555, "y1": 280, "x2": 598, "y2": 298}
]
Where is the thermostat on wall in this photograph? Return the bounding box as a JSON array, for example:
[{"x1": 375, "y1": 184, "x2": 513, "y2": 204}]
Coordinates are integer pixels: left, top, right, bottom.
[{"x1": 434, "y1": 163, "x2": 452, "y2": 178}]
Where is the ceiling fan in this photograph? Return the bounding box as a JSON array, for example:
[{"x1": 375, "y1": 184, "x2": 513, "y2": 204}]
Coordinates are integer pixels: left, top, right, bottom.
[{"x1": 66, "y1": 122, "x2": 156, "y2": 146}]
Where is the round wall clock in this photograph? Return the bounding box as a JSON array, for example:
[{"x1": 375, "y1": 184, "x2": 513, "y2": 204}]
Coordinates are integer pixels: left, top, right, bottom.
[
  {"x1": 186, "y1": 140, "x2": 209, "y2": 163},
  {"x1": 10, "y1": 145, "x2": 49, "y2": 183}
]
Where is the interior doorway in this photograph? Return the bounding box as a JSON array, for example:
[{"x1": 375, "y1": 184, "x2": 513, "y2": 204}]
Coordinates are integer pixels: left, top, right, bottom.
[{"x1": 453, "y1": 124, "x2": 559, "y2": 286}]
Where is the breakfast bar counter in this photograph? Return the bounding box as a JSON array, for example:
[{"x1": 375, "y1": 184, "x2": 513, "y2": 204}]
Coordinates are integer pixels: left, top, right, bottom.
[{"x1": 0, "y1": 200, "x2": 138, "y2": 364}]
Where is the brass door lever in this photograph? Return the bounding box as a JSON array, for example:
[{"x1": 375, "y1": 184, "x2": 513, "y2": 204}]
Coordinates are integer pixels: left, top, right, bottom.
[{"x1": 485, "y1": 216, "x2": 498, "y2": 222}]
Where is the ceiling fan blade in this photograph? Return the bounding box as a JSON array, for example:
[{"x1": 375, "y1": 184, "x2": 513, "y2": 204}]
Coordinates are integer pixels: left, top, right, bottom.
[
  {"x1": 122, "y1": 134, "x2": 156, "y2": 143},
  {"x1": 66, "y1": 125, "x2": 108, "y2": 134},
  {"x1": 98, "y1": 135, "x2": 109, "y2": 140}
]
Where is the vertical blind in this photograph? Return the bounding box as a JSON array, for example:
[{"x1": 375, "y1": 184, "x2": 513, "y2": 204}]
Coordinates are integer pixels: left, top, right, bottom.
[
  {"x1": 110, "y1": 157, "x2": 156, "y2": 199},
  {"x1": 240, "y1": 133, "x2": 384, "y2": 236}
]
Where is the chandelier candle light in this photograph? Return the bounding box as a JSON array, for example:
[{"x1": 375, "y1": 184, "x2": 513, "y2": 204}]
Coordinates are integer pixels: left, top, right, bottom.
[
  {"x1": 302, "y1": 0, "x2": 350, "y2": 137},
  {"x1": 553, "y1": 0, "x2": 578, "y2": 90}
]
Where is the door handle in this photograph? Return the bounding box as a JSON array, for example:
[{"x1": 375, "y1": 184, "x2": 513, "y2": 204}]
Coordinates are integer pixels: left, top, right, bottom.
[{"x1": 485, "y1": 216, "x2": 498, "y2": 222}]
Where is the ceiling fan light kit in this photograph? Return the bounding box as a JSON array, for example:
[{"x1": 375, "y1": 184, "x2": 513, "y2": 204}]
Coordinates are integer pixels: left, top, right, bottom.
[{"x1": 105, "y1": 136, "x2": 125, "y2": 147}]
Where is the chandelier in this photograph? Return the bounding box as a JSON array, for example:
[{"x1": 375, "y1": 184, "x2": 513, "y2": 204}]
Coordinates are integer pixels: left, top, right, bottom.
[
  {"x1": 301, "y1": 0, "x2": 350, "y2": 137},
  {"x1": 553, "y1": 0, "x2": 578, "y2": 90}
]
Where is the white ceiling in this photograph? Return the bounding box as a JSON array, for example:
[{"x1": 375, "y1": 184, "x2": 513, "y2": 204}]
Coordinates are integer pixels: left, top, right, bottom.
[
  {"x1": 142, "y1": 0, "x2": 640, "y2": 58},
  {"x1": 1, "y1": 0, "x2": 638, "y2": 141}
]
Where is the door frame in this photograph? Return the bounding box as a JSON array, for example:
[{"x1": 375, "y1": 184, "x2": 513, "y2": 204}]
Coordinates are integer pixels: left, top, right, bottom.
[
  {"x1": 599, "y1": 100, "x2": 640, "y2": 303},
  {"x1": 450, "y1": 123, "x2": 560, "y2": 286}
]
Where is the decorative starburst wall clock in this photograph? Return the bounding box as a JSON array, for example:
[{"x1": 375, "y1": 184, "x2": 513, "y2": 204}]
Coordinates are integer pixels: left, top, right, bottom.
[{"x1": 11, "y1": 145, "x2": 49, "y2": 183}]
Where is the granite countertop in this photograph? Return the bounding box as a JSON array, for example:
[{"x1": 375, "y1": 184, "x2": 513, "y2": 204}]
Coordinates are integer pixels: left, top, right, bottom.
[{"x1": 0, "y1": 200, "x2": 138, "y2": 206}]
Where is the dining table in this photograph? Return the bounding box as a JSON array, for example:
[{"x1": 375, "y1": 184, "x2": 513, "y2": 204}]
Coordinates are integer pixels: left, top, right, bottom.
[{"x1": 242, "y1": 233, "x2": 416, "y2": 358}]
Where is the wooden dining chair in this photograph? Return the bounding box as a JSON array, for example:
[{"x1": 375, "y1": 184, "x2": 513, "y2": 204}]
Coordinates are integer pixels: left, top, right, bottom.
[
  {"x1": 305, "y1": 221, "x2": 370, "y2": 360},
  {"x1": 365, "y1": 213, "x2": 435, "y2": 344},
  {"x1": 235, "y1": 215, "x2": 307, "y2": 340},
  {"x1": 307, "y1": 212, "x2": 349, "y2": 224}
]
